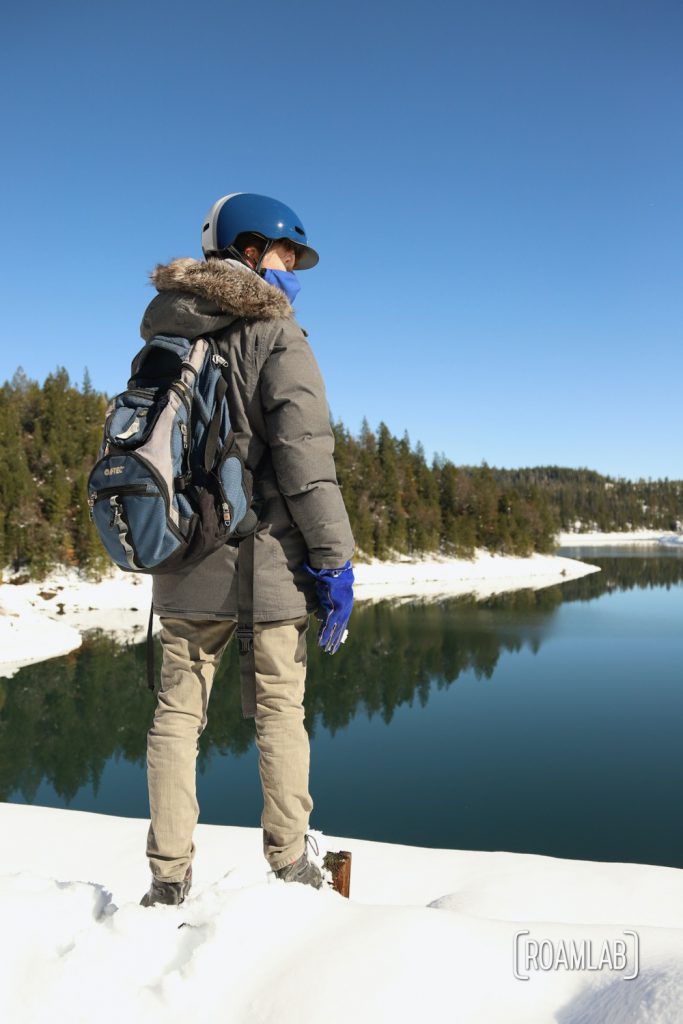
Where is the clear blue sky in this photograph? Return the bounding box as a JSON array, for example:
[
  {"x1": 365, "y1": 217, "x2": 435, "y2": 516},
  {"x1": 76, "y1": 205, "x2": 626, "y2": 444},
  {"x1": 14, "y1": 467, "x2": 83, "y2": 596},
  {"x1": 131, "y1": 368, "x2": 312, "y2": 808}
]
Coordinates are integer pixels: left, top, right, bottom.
[{"x1": 2, "y1": 1, "x2": 681, "y2": 480}]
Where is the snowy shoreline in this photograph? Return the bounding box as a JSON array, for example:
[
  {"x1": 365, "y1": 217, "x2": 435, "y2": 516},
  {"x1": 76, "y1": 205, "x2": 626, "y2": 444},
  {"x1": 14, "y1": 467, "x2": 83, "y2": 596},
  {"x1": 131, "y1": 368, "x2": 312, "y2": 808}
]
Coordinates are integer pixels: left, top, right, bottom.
[
  {"x1": 558, "y1": 529, "x2": 682, "y2": 546},
  {"x1": 1, "y1": 802, "x2": 682, "y2": 1023},
  {"x1": 2, "y1": 526, "x2": 680, "y2": 678},
  {"x1": 0, "y1": 551, "x2": 600, "y2": 678}
]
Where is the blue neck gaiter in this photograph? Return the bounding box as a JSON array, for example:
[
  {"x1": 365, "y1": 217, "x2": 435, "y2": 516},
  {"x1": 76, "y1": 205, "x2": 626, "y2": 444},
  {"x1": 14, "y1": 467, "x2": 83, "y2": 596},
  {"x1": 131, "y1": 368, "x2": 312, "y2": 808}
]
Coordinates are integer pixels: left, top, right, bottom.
[{"x1": 262, "y1": 268, "x2": 301, "y2": 304}]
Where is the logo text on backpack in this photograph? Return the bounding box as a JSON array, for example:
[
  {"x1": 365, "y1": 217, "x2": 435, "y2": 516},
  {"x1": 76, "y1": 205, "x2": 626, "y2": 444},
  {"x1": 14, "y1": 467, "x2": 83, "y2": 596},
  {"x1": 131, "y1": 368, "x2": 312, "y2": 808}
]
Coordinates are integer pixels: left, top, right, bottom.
[{"x1": 104, "y1": 466, "x2": 124, "y2": 477}]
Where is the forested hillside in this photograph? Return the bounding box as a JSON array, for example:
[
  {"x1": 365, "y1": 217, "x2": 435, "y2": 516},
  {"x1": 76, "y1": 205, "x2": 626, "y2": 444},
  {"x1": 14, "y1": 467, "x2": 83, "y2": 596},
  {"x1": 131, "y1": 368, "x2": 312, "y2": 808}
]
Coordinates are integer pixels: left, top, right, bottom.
[
  {"x1": 0, "y1": 369, "x2": 679, "y2": 579},
  {"x1": 496, "y1": 467, "x2": 683, "y2": 534},
  {"x1": 0, "y1": 370, "x2": 109, "y2": 577},
  {"x1": 332, "y1": 420, "x2": 557, "y2": 558}
]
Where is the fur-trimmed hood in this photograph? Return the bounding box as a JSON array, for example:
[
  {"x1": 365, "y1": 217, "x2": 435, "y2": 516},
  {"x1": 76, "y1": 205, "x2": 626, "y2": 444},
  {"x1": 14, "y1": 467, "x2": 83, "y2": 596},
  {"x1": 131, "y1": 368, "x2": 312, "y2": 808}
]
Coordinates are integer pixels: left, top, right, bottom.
[{"x1": 140, "y1": 257, "x2": 292, "y2": 342}]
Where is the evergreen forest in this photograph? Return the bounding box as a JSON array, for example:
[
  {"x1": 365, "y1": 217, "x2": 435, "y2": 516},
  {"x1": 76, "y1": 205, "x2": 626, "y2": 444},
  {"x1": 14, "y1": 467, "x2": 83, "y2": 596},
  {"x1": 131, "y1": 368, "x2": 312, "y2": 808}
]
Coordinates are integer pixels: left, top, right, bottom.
[{"x1": 0, "y1": 369, "x2": 680, "y2": 580}]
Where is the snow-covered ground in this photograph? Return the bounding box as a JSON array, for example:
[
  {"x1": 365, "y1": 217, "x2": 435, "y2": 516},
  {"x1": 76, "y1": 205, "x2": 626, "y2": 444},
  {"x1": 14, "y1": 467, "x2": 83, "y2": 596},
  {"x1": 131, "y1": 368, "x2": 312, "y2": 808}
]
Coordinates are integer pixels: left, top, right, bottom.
[
  {"x1": 349, "y1": 549, "x2": 599, "y2": 602},
  {"x1": 0, "y1": 802, "x2": 682, "y2": 1024},
  {"x1": 658, "y1": 534, "x2": 683, "y2": 547},
  {"x1": 0, "y1": 551, "x2": 599, "y2": 678},
  {"x1": 558, "y1": 529, "x2": 682, "y2": 546}
]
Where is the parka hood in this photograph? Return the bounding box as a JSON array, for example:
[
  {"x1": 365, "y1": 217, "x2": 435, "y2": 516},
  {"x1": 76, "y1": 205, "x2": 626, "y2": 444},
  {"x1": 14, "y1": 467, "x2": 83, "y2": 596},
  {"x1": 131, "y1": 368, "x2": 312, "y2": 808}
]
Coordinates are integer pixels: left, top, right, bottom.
[{"x1": 140, "y1": 257, "x2": 292, "y2": 342}]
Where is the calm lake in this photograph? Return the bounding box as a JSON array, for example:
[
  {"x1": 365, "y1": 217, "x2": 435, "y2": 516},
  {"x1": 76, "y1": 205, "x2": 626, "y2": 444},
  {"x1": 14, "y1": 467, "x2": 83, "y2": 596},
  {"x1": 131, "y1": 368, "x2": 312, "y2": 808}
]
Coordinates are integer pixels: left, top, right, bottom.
[{"x1": 2, "y1": 546, "x2": 683, "y2": 869}]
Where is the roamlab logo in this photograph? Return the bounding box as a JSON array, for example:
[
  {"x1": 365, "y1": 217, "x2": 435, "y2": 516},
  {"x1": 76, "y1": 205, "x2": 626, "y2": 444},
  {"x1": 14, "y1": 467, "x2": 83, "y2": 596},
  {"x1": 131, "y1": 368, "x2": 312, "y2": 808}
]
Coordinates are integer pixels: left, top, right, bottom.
[{"x1": 513, "y1": 930, "x2": 640, "y2": 981}]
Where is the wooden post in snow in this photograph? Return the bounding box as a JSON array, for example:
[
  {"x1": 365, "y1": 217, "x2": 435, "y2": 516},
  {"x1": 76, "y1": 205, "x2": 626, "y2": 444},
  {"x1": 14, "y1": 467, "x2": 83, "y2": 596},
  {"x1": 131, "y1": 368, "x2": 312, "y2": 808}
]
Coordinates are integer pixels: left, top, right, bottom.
[{"x1": 323, "y1": 850, "x2": 352, "y2": 898}]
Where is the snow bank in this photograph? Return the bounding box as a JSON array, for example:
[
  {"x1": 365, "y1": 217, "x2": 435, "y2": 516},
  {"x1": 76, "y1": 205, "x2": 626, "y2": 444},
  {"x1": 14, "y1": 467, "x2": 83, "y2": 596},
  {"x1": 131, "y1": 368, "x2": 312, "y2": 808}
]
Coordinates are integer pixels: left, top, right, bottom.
[
  {"x1": 0, "y1": 570, "x2": 152, "y2": 677},
  {"x1": 1, "y1": 803, "x2": 682, "y2": 1024},
  {"x1": 557, "y1": 532, "x2": 679, "y2": 548},
  {"x1": 0, "y1": 601, "x2": 81, "y2": 668},
  {"x1": 0, "y1": 551, "x2": 598, "y2": 678},
  {"x1": 353, "y1": 550, "x2": 598, "y2": 603}
]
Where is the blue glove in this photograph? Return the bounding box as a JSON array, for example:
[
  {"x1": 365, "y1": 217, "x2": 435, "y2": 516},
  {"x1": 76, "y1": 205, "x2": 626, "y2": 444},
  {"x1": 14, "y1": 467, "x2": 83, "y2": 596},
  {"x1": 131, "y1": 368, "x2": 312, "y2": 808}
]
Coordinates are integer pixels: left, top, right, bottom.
[{"x1": 304, "y1": 560, "x2": 354, "y2": 654}]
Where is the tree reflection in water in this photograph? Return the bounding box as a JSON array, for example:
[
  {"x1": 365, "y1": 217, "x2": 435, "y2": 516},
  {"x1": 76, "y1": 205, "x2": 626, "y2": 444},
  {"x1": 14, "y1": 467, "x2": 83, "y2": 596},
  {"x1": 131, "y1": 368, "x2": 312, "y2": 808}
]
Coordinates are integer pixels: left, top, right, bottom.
[{"x1": 2, "y1": 553, "x2": 682, "y2": 804}]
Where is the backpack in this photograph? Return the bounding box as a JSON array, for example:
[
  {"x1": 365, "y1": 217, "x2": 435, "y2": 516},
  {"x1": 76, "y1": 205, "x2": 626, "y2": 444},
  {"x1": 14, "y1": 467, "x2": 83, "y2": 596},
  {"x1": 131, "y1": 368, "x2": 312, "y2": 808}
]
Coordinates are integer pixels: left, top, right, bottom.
[
  {"x1": 87, "y1": 333, "x2": 257, "y2": 574},
  {"x1": 88, "y1": 332, "x2": 261, "y2": 706}
]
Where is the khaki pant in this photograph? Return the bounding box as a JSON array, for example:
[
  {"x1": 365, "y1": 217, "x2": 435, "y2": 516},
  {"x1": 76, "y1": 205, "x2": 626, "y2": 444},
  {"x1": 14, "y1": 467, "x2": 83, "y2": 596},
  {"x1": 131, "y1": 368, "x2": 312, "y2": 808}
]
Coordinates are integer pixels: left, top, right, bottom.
[{"x1": 145, "y1": 614, "x2": 312, "y2": 880}]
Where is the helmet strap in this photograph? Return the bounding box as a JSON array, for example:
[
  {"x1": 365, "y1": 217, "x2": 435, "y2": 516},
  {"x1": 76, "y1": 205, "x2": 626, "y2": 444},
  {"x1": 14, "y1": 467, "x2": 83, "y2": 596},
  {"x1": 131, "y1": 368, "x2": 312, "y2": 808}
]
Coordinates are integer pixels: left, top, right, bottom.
[
  {"x1": 213, "y1": 238, "x2": 273, "y2": 274},
  {"x1": 221, "y1": 244, "x2": 250, "y2": 267},
  {"x1": 255, "y1": 239, "x2": 273, "y2": 275}
]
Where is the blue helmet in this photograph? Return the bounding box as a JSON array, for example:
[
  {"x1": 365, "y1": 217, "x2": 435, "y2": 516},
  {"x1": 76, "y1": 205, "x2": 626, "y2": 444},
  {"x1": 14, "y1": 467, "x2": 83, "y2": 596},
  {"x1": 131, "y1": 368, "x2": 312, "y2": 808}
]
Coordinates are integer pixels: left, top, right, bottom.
[{"x1": 201, "y1": 192, "x2": 319, "y2": 269}]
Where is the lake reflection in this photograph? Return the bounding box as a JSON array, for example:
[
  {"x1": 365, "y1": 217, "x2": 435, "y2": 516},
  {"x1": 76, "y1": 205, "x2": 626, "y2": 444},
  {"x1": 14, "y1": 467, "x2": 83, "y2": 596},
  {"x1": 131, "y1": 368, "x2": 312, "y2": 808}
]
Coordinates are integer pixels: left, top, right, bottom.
[{"x1": 3, "y1": 547, "x2": 683, "y2": 868}]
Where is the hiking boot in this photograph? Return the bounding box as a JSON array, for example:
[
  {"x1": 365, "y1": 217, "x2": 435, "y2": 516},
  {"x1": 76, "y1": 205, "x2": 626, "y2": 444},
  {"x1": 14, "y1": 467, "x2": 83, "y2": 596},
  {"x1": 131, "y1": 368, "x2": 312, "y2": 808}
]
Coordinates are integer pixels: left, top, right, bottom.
[
  {"x1": 140, "y1": 867, "x2": 192, "y2": 907},
  {"x1": 274, "y1": 835, "x2": 323, "y2": 890}
]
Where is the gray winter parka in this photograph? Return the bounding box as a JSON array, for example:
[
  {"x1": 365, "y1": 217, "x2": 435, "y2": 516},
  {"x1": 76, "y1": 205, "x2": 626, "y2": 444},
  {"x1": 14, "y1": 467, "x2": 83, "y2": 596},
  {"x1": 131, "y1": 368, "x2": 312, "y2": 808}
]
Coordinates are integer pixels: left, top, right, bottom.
[{"x1": 139, "y1": 256, "x2": 355, "y2": 625}]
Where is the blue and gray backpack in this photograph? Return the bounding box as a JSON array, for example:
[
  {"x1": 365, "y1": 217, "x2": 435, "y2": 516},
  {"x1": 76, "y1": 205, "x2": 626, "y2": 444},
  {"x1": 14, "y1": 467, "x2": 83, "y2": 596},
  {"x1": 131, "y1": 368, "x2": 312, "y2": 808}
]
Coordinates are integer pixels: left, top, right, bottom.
[
  {"x1": 88, "y1": 332, "x2": 262, "y2": 703},
  {"x1": 88, "y1": 334, "x2": 257, "y2": 574}
]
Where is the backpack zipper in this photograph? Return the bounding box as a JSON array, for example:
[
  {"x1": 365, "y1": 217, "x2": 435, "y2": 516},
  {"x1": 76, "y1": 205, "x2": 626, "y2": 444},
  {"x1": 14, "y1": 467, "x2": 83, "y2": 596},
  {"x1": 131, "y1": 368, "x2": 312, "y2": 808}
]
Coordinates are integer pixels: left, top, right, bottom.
[
  {"x1": 107, "y1": 494, "x2": 140, "y2": 571},
  {"x1": 88, "y1": 484, "x2": 153, "y2": 520}
]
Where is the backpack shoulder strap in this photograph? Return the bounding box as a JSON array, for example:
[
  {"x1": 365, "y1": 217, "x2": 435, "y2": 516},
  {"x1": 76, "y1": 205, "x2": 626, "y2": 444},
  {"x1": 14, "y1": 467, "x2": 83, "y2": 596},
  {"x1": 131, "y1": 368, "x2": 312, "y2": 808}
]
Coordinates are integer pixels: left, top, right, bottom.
[
  {"x1": 236, "y1": 531, "x2": 257, "y2": 719},
  {"x1": 203, "y1": 373, "x2": 228, "y2": 473},
  {"x1": 199, "y1": 329, "x2": 266, "y2": 721}
]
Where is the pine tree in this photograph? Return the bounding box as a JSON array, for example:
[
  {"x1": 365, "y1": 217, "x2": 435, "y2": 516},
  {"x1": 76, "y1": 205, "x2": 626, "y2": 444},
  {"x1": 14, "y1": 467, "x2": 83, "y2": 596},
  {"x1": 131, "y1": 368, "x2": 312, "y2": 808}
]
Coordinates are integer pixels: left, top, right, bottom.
[{"x1": 377, "y1": 422, "x2": 406, "y2": 553}]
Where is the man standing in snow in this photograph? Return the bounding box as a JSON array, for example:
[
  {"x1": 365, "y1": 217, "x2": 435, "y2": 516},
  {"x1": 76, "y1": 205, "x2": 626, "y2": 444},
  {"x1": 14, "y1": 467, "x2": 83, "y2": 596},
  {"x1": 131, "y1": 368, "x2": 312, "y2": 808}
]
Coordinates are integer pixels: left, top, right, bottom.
[{"x1": 139, "y1": 193, "x2": 355, "y2": 906}]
